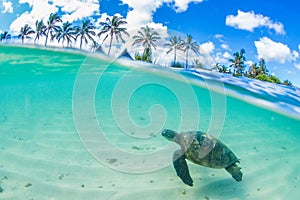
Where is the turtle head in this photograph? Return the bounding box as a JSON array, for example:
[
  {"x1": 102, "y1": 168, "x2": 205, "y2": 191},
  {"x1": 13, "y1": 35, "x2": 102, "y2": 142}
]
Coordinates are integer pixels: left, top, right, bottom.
[{"x1": 162, "y1": 129, "x2": 177, "y2": 141}]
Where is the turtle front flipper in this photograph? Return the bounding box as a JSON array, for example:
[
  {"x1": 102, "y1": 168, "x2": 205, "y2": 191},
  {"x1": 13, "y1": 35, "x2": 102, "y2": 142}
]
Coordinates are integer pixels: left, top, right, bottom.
[
  {"x1": 225, "y1": 163, "x2": 243, "y2": 181},
  {"x1": 173, "y1": 150, "x2": 193, "y2": 186}
]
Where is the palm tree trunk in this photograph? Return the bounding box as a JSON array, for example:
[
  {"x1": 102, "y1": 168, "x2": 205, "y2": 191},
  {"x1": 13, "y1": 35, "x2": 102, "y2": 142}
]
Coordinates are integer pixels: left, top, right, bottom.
[
  {"x1": 173, "y1": 48, "x2": 176, "y2": 66},
  {"x1": 45, "y1": 29, "x2": 50, "y2": 46},
  {"x1": 108, "y1": 35, "x2": 113, "y2": 56},
  {"x1": 80, "y1": 35, "x2": 83, "y2": 49},
  {"x1": 185, "y1": 50, "x2": 189, "y2": 69}
]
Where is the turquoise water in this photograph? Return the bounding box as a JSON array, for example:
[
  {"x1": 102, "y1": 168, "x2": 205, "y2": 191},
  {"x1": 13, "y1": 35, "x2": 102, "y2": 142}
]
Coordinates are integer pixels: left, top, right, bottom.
[{"x1": 0, "y1": 45, "x2": 299, "y2": 199}]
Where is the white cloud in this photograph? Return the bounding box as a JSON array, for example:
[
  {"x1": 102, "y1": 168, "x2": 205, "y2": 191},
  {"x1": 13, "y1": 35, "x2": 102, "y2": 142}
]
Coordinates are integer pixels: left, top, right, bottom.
[
  {"x1": 193, "y1": 41, "x2": 216, "y2": 67},
  {"x1": 294, "y1": 63, "x2": 300, "y2": 70},
  {"x1": 214, "y1": 52, "x2": 228, "y2": 65},
  {"x1": 254, "y1": 37, "x2": 297, "y2": 64},
  {"x1": 121, "y1": 0, "x2": 163, "y2": 30},
  {"x1": 54, "y1": 0, "x2": 100, "y2": 22},
  {"x1": 292, "y1": 51, "x2": 299, "y2": 60},
  {"x1": 226, "y1": 10, "x2": 285, "y2": 35},
  {"x1": 223, "y1": 52, "x2": 231, "y2": 59},
  {"x1": 8, "y1": 0, "x2": 204, "y2": 60},
  {"x1": 172, "y1": 0, "x2": 203, "y2": 12},
  {"x1": 9, "y1": 0, "x2": 100, "y2": 35},
  {"x1": 221, "y1": 43, "x2": 230, "y2": 50},
  {"x1": 10, "y1": 0, "x2": 57, "y2": 34},
  {"x1": 2, "y1": 0, "x2": 13, "y2": 13},
  {"x1": 214, "y1": 34, "x2": 223, "y2": 40},
  {"x1": 199, "y1": 41, "x2": 214, "y2": 54},
  {"x1": 287, "y1": 70, "x2": 295, "y2": 75},
  {"x1": 245, "y1": 60, "x2": 254, "y2": 66},
  {"x1": 121, "y1": 0, "x2": 204, "y2": 29}
]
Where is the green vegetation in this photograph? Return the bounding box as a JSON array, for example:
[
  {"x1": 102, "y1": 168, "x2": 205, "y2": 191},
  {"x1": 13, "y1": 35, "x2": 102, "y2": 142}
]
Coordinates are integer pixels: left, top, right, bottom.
[
  {"x1": 283, "y1": 79, "x2": 293, "y2": 86},
  {"x1": 19, "y1": 24, "x2": 35, "y2": 44},
  {"x1": 132, "y1": 26, "x2": 161, "y2": 63},
  {"x1": 182, "y1": 34, "x2": 199, "y2": 69},
  {"x1": 170, "y1": 61, "x2": 185, "y2": 68},
  {"x1": 34, "y1": 20, "x2": 46, "y2": 44},
  {"x1": 229, "y1": 49, "x2": 246, "y2": 76},
  {"x1": 228, "y1": 49, "x2": 292, "y2": 86},
  {"x1": 0, "y1": 31, "x2": 11, "y2": 42},
  {"x1": 164, "y1": 36, "x2": 184, "y2": 66},
  {"x1": 44, "y1": 13, "x2": 62, "y2": 47},
  {"x1": 75, "y1": 20, "x2": 96, "y2": 50},
  {"x1": 98, "y1": 15, "x2": 129, "y2": 55},
  {"x1": 0, "y1": 12, "x2": 294, "y2": 87},
  {"x1": 55, "y1": 22, "x2": 75, "y2": 47}
]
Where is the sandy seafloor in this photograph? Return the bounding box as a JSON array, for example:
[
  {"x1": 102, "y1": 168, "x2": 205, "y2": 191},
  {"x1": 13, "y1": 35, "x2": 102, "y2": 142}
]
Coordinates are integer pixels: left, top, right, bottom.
[{"x1": 0, "y1": 45, "x2": 300, "y2": 199}]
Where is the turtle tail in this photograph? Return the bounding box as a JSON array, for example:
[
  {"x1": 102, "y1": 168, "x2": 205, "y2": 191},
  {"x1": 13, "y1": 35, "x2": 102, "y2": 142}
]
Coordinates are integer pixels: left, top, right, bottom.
[{"x1": 225, "y1": 163, "x2": 242, "y2": 181}]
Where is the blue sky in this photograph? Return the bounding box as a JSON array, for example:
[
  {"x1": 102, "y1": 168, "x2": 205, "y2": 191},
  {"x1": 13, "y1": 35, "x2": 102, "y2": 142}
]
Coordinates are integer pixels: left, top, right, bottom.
[{"x1": 1, "y1": 0, "x2": 300, "y2": 86}]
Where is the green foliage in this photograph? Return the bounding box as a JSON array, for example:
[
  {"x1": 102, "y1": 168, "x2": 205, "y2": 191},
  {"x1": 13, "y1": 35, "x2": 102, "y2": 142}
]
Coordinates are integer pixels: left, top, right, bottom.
[
  {"x1": 75, "y1": 20, "x2": 96, "y2": 50},
  {"x1": 165, "y1": 36, "x2": 184, "y2": 66},
  {"x1": 98, "y1": 15, "x2": 129, "y2": 55},
  {"x1": 283, "y1": 79, "x2": 293, "y2": 86},
  {"x1": 132, "y1": 26, "x2": 161, "y2": 62},
  {"x1": 255, "y1": 74, "x2": 281, "y2": 84},
  {"x1": 183, "y1": 34, "x2": 199, "y2": 69},
  {"x1": 229, "y1": 49, "x2": 246, "y2": 75},
  {"x1": 171, "y1": 61, "x2": 184, "y2": 68},
  {"x1": 255, "y1": 74, "x2": 272, "y2": 82},
  {"x1": 233, "y1": 73, "x2": 243, "y2": 77},
  {"x1": 269, "y1": 75, "x2": 281, "y2": 84},
  {"x1": 44, "y1": 13, "x2": 62, "y2": 46},
  {"x1": 194, "y1": 59, "x2": 205, "y2": 69},
  {"x1": 0, "y1": 31, "x2": 11, "y2": 42},
  {"x1": 135, "y1": 52, "x2": 152, "y2": 63},
  {"x1": 258, "y1": 58, "x2": 268, "y2": 74},
  {"x1": 215, "y1": 63, "x2": 229, "y2": 73},
  {"x1": 19, "y1": 24, "x2": 35, "y2": 44}
]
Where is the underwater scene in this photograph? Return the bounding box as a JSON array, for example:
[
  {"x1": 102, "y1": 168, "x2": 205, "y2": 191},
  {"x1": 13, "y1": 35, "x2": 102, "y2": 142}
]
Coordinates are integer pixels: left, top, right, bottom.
[{"x1": 0, "y1": 45, "x2": 300, "y2": 199}]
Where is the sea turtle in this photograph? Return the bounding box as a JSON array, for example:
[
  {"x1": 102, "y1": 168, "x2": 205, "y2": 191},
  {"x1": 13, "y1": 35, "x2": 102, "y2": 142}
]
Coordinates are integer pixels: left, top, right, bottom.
[{"x1": 162, "y1": 129, "x2": 242, "y2": 186}]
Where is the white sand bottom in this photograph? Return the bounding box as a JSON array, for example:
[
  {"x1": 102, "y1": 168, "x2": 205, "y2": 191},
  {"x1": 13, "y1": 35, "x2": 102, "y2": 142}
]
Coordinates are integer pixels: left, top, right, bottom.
[{"x1": 1, "y1": 107, "x2": 300, "y2": 200}]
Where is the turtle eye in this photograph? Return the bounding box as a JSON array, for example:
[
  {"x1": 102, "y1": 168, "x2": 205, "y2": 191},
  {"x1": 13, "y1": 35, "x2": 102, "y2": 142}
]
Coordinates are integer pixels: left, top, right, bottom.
[{"x1": 162, "y1": 130, "x2": 168, "y2": 136}]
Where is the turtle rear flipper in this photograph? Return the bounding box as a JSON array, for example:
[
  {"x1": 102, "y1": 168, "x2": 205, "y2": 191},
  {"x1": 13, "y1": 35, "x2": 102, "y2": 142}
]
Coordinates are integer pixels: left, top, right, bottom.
[
  {"x1": 225, "y1": 163, "x2": 242, "y2": 181},
  {"x1": 173, "y1": 150, "x2": 193, "y2": 186}
]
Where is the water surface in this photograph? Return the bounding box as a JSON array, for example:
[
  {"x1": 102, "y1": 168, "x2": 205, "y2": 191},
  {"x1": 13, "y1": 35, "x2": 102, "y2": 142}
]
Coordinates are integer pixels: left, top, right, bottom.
[{"x1": 0, "y1": 45, "x2": 299, "y2": 199}]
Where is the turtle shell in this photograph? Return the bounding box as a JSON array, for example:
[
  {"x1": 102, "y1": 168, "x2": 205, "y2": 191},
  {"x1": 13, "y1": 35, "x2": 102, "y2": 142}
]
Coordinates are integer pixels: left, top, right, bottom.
[{"x1": 174, "y1": 131, "x2": 239, "y2": 169}]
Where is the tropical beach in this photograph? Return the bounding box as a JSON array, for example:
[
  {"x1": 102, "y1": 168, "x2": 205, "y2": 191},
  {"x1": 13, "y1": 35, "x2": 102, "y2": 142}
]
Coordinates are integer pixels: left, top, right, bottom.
[{"x1": 1, "y1": 1, "x2": 300, "y2": 200}]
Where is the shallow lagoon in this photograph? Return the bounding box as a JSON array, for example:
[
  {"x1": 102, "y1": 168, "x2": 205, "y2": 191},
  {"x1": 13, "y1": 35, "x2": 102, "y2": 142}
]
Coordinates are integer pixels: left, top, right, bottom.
[{"x1": 0, "y1": 45, "x2": 299, "y2": 199}]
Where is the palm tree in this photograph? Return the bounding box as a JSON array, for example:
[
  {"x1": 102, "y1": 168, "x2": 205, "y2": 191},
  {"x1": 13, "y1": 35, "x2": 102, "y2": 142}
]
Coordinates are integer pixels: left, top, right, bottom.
[
  {"x1": 194, "y1": 59, "x2": 206, "y2": 69},
  {"x1": 258, "y1": 58, "x2": 268, "y2": 75},
  {"x1": 283, "y1": 79, "x2": 293, "y2": 86},
  {"x1": 34, "y1": 20, "x2": 46, "y2": 44},
  {"x1": 56, "y1": 22, "x2": 75, "y2": 47},
  {"x1": 132, "y1": 26, "x2": 161, "y2": 62},
  {"x1": 19, "y1": 24, "x2": 35, "y2": 44},
  {"x1": 90, "y1": 40, "x2": 105, "y2": 53},
  {"x1": 44, "y1": 13, "x2": 62, "y2": 46},
  {"x1": 164, "y1": 36, "x2": 184, "y2": 66},
  {"x1": 248, "y1": 63, "x2": 259, "y2": 78},
  {"x1": 0, "y1": 31, "x2": 11, "y2": 42},
  {"x1": 75, "y1": 20, "x2": 96, "y2": 50},
  {"x1": 182, "y1": 34, "x2": 199, "y2": 69},
  {"x1": 215, "y1": 63, "x2": 228, "y2": 73},
  {"x1": 98, "y1": 15, "x2": 129, "y2": 56},
  {"x1": 229, "y1": 49, "x2": 246, "y2": 75}
]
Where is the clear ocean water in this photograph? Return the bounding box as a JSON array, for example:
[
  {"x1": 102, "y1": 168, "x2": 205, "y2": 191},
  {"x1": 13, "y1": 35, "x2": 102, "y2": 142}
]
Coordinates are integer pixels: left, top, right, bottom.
[{"x1": 0, "y1": 45, "x2": 299, "y2": 199}]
